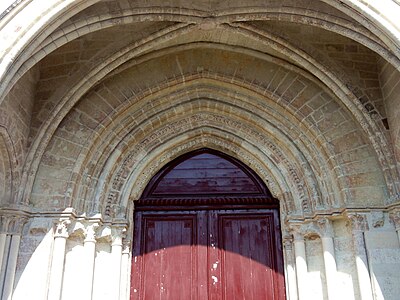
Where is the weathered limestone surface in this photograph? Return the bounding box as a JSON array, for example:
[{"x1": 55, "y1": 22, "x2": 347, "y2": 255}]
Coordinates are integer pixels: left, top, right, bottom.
[{"x1": 0, "y1": 0, "x2": 400, "y2": 299}]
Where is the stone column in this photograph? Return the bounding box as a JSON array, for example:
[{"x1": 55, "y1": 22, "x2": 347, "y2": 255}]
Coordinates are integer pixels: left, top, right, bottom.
[
  {"x1": 0, "y1": 216, "x2": 10, "y2": 276},
  {"x1": 111, "y1": 226, "x2": 125, "y2": 300},
  {"x1": 47, "y1": 220, "x2": 70, "y2": 300},
  {"x1": 283, "y1": 236, "x2": 297, "y2": 300},
  {"x1": 2, "y1": 216, "x2": 26, "y2": 300},
  {"x1": 348, "y1": 214, "x2": 373, "y2": 300},
  {"x1": 120, "y1": 240, "x2": 131, "y2": 300},
  {"x1": 82, "y1": 223, "x2": 98, "y2": 300},
  {"x1": 317, "y1": 218, "x2": 337, "y2": 300},
  {"x1": 292, "y1": 229, "x2": 307, "y2": 300},
  {"x1": 0, "y1": 235, "x2": 11, "y2": 295}
]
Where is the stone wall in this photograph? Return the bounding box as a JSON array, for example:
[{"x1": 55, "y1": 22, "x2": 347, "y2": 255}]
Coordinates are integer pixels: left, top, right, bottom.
[
  {"x1": 0, "y1": 67, "x2": 39, "y2": 205},
  {"x1": 379, "y1": 58, "x2": 400, "y2": 171}
]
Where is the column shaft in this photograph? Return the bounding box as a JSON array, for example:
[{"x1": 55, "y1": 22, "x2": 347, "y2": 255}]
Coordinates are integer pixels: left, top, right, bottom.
[
  {"x1": 284, "y1": 241, "x2": 297, "y2": 300},
  {"x1": 47, "y1": 236, "x2": 68, "y2": 300},
  {"x1": 294, "y1": 239, "x2": 307, "y2": 300},
  {"x1": 0, "y1": 233, "x2": 7, "y2": 281},
  {"x1": 120, "y1": 242, "x2": 130, "y2": 300},
  {"x1": 83, "y1": 239, "x2": 96, "y2": 300},
  {"x1": 111, "y1": 241, "x2": 122, "y2": 300},
  {"x1": 321, "y1": 237, "x2": 337, "y2": 300},
  {"x1": 2, "y1": 235, "x2": 21, "y2": 300},
  {"x1": 0, "y1": 235, "x2": 11, "y2": 296},
  {"x1": 353, "y1": 231, "x2": 373, "y2": 300}
]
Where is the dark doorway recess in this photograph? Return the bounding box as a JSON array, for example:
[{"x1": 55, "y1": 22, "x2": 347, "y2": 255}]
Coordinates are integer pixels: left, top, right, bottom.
[{"x1": 131, "y1": 148, "x2": 286, "y2": 300}]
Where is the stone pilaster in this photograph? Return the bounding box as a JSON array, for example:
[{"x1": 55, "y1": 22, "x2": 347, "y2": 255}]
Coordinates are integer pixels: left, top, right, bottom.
[
  {"x1": 0, "y1": 215, "x2": 10, "y2": 279},
  {"x1": 48, "y1": 219, "x2": 70, "y2": 300},
  {"x1": 283, "y1": 236, "x2": 297, "y2": 300},
  {"x1": 82, "y1": 222, "x2": 99, "y2": 300},
  {"x1": 120, "y1": 240, "x2": 131, "y2": 300},
  {"x1": 0, "y1": 215, "x2": 27, "y2": 300},
  {"x1": 347, "y1": 214, "x2": 373, "y2": 300},
  {"x1": 111, "y1": 225, "x2": 126, "y2": 300},
  {"x1": 290, "y1": 225, "x2": 308, "y2": 300},
  {"x1": 316, "y1": 217, "x2": 337, "y2": 300}
]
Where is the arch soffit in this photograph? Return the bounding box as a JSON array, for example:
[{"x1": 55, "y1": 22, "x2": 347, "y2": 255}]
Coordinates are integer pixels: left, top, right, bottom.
[
  {"x1": 103, "y1": 130, "x2": 298, "y2": 219},
  {"x1": 18, "y1": 32, "x2": 399, "y2": 205},
  {"x1": 64, "y1": 82, "x2": 360, "y2": 217},
  {"x1": 0, "y1": 125, "x2": 18, "y2": 204},
  {"x1": 56, "y1": 77, "x2": 347, "y2": 207},
  {"x1": 7, "y1": 2, "x2": 400, "y2": 88},
  {"x1": 92, "y1": 117, "x2": 322, "y2": 211},
  {"x1": 1, "y1": 0, "x2": 400, "y2": 107}
]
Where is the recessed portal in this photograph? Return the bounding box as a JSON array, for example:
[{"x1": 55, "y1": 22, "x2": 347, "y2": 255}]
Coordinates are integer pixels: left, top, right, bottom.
[{"x1": 131, "y1": 149, "x2": 286, "y2": 299}]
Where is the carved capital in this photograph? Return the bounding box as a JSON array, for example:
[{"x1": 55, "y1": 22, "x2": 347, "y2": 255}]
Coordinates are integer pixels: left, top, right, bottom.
[
  {"x1": 316, "y1": 217, "x2": 334, "y2": 238},
  {"x1": 288, "y1": 224, "x2": 304, "y2": 242},
  {"x1": 283, "y1": 236, "x2": 293, "y2": 251},
  {"x1": 84, "y1": 223, "x2": 100, "y2": 243},
  {"x1": 0, "y1": 215, "x2": 11, "y2": 234},
  {"x1": 111, "y1": 226, "x2": 127, "y2": 247},
  {"x1": 54, "y1": 220, "x2": 71, "y2": 238},
  {"x1": 7, "y1": 216, "x2": 28, "y2": 235},
  {"x1": 122, "y1": 240, "x2": 131, "y2": 254},
  {"x1": 347, "y1": 214, "x2": 368, "y2": 232},
  {"x1": 389, "y1": 210, "x2": 400, "y2": 231}
]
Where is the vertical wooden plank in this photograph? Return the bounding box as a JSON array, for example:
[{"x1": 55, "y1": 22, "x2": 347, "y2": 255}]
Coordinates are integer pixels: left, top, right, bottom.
[
  {"x1": 197, "y1": 210, "x2": 208, "y2": 299},
  {"x1": 208, "y1": 210, "x2": 222, "y2": 300},
  {"x1": 218, "y1": 211, "x2": 277, "y2": 300},
  {"x1": 131, "y1": 212, "x2": 143, "y2": 300},
  {"x1": 132, "y1": 209, "x2": 285, "y2": 300}
]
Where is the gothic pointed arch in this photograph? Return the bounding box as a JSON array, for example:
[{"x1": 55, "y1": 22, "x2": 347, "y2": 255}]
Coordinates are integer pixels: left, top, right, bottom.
[{"x1": 137, "y1": 148, "x2": 278, "y2": 209}]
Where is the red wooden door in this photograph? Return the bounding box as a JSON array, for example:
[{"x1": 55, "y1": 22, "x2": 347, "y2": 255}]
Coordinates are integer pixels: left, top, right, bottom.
[
  {"x1": 131, "y1": 149, "x2": 285, "y2": 300},
  {"x1": 131, "y1": 209, "x2": 284, "y2": 300}
]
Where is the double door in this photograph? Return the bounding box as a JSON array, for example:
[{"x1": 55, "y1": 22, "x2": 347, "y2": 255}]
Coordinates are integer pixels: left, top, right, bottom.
[{"x1": 131, "y1": 209, "x2": 285, "y2": 300}]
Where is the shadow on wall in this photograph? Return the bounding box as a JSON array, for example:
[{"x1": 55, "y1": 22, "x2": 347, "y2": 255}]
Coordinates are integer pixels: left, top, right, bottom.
[{"x1": 12, "y1": 220, "x2": 54, "y2": 300}]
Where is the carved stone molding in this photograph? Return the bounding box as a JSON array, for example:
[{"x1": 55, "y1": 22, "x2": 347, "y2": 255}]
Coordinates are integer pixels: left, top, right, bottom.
[
  {"x1": 288, "y1": 217, "x2": 334, "y2": 240},
  {"x1": 103, "y1": 112, "x2": 316, "y2": 216},
  {"x1": 60, "y1": 215, "x2": 129, "y2": 246}
]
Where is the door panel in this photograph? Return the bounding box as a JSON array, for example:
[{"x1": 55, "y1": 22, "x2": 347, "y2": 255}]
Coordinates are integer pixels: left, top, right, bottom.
[
  {"x1": 131, "y1": 209, "x2": 285, "y2": 300},
  {"x1": 132, "y1": 212, "x2": 208, "y2": 300},
  {"x1": 215, "y1": 212, "x2": 279, "y2": 300}
]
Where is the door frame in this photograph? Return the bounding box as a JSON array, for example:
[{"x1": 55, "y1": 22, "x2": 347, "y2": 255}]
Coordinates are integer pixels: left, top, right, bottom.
[{"x1": 131, "y1": 148, "x2": 286, "y2": 299}]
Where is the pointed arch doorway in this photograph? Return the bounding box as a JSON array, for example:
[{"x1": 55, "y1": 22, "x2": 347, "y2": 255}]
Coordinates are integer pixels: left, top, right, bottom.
[{"x1": 131, "y1": 149, "x2": 286, "y2": 299}]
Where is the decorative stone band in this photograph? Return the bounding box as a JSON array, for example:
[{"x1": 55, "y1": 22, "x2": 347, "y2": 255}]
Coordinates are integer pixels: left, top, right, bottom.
[
  {"x1": 53, "y1": 217, "x2": 128, "y2": 244},
  {"x1": 288, "y1": 216, "x2": 334, "y2": 240},
  {"x1": 48, "y1": 214, "x2": 129, "y2": 300},
  {"x1": 0, "y1": 213, "x2": 28, "y2": 235},
  {"x1": 0, "y1": 0, "x2": 24, "y2": 21}
]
